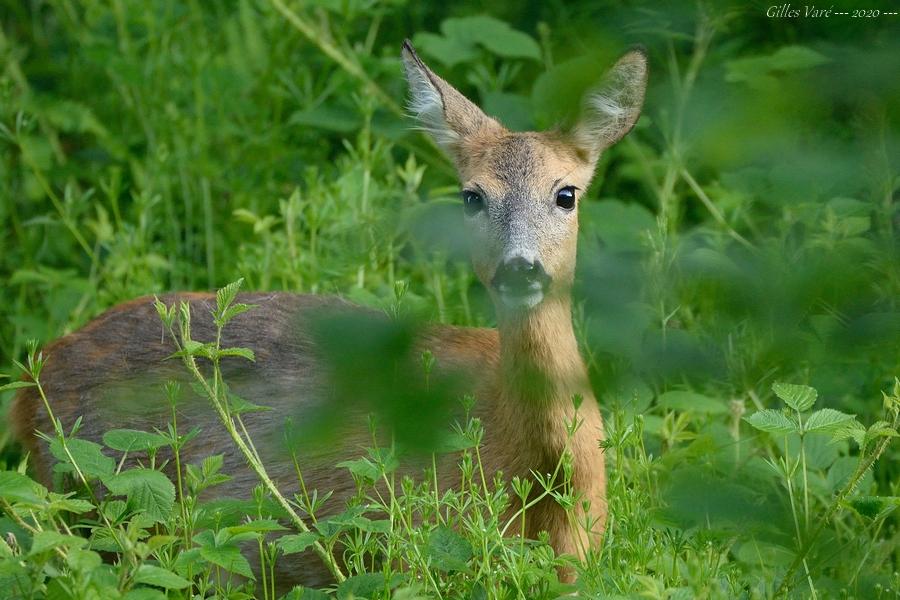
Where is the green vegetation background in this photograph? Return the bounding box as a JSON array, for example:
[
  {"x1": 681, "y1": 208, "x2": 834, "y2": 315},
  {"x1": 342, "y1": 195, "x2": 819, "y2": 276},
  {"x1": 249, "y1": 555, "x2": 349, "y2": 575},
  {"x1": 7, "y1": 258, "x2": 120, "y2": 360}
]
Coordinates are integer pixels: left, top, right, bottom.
[{"x1": 0, "y1": 0, "x2": 899, "y2": 598}]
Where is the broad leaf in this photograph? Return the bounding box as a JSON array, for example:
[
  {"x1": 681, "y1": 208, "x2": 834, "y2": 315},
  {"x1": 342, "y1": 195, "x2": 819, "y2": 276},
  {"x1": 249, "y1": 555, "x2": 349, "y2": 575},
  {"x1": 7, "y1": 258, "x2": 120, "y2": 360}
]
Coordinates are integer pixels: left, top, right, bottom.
[
  {"x1": 804, "y1": 408, "x2": 856, "y2": 433},
  {"x1": 772, "y1": 382, "x2": 817, "y2": 412},
  {"x1": 426, "y1": 526, "x2": 473, "y2": 572},
  {"x1": 0, "y1": 471, "x2": 47, "y2": 504},
  {"x1": 745, "y1": 410, "x2": 797, "y2": 435},
  {"x1": 277, "y1": 532, "x2": 319, "y2": 555},
  {"x1": 134, "y1": 565, "x2": 192, "y2": 589},
  {"x1": 103, "y1": 429, "x2": 170, "y2": 452},
  {"x1": 105, "y1": 469, "x2": 175, "y2": 522},
  {"x1": 50, "y1": 437, "x2": 115, "y2": 479}
]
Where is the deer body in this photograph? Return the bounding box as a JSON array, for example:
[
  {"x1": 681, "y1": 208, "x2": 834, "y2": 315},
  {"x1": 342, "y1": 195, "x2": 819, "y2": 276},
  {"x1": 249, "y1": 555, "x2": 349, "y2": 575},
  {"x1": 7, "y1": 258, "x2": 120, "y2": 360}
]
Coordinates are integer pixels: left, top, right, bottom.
[{"x1": 11, "y1": 41, "x2": 647, "y2": 586}]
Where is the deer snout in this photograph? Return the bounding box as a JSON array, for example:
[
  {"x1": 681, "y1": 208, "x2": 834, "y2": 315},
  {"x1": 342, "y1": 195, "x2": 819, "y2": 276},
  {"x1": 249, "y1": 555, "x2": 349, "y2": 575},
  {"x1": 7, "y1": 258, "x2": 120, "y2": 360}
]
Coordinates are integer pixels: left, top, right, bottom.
[{"x1": 491, "y1": 256, "x2": 551, "y2": 309}]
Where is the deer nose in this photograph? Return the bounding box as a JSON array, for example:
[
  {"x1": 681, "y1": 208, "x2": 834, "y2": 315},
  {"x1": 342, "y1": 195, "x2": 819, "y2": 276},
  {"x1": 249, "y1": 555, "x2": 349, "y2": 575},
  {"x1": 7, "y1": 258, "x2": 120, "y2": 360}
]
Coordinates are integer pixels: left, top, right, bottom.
[{"x1": 491, "y1": 256, "x2": 551, "y2": 296}]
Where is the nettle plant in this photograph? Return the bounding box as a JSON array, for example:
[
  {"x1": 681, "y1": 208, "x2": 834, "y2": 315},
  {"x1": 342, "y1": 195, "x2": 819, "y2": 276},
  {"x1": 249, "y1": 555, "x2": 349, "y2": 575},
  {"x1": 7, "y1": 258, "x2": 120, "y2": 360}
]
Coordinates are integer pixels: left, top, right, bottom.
[
  {"x1": 744, "y1": 380, "x2": 900, "y2": 595},
  {"x1": 0, "y1": 281, "x2": 593, "y2": 599}
]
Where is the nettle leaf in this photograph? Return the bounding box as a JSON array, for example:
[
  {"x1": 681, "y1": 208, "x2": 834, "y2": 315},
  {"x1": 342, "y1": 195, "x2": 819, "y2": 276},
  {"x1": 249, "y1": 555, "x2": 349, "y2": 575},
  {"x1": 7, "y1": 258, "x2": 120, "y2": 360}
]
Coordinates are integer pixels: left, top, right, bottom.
[
  {"x1": 199, "y1": 543, "x2": 254, "y2": 579},
  {"x1": 226, "y1": 392, "x2": 270, "y2": 414},
  {"x1": 426, "y1": 526, "x2": 473, "y2": 572},
  {"x1": 216, "y1": 279, "x2": 244, "y2": 314},
  {"x1": 103, "y1": 429, "x2": 170, "y2": 452},
  {"x1": 50, "y1": 437, "x2": 115, "y2": 479},
  {"x1": 847, "y1": 496, "x2": 900, "y2": 520},
  {"x1": 864, "y1": 421, "x2": 899, "y2": 447},
  {"x1": 828, "y1": 419, "x2": 867, "y2": 447},
  {"x1": 105, "y1": 468, "x2": 175, "y2": 522},
  {"x1": 0, "y1": 471, "x2": 47, "y2": 504},
  {"x1": 804, "y1": 408, "x2": 856, "y2": 433},
  {"x1": 226, "y1": 519, "x2": 286, "y2": 535},
  {"x1": 218, "y1": 347, "x2": 255, "y2": 361},
  {"x1": 276, "y1": 532, "x2": 319, "y2": 555},
  {"x1": 134, "y1": 564, "x2": 192, "y2": 590},
  {"x1": 29, "y1": 530, "x2": 87, "y2": 556},
  {"x1": 337, "y1": 573, "x2": 401, "y2": 600},
  {"x1": 337, "y1": 457, "x2": 381, "y2": 482},
  {"x1": 772, "y1": 382, "x2": 817, "y2": 412},
  {"x1": 744, "y1": 409, "x2": 798, "y2": 435},
  {"x1": 281, "y1": 587, "x2": 330, "y2": 600}
]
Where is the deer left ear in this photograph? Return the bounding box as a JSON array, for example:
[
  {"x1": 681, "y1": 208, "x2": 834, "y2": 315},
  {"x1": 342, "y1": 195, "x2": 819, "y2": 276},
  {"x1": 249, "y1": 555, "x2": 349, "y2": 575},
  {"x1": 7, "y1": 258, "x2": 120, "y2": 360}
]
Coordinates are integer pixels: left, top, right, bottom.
[
  {"x1": 574, "y1": 48, "x2": 648, "y2": 161},
  {"x1": 401, "y1": 39, "x2": 502, "y2": 155}
]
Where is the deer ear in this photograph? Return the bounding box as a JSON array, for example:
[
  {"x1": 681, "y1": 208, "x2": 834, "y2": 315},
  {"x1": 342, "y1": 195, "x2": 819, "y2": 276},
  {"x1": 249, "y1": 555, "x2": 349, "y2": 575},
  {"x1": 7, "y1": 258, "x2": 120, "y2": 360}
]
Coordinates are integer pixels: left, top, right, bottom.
[
  {"x1": 401, "y1": 40, "x2": 501, "y2": 154},
  {"x1": 574, "y1": 48, "x2": 648, "y2": 160}
]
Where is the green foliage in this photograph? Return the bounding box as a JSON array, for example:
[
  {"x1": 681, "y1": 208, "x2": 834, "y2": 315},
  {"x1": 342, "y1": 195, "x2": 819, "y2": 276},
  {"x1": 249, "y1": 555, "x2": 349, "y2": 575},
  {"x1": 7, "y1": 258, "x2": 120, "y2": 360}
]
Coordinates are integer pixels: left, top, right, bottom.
[{"x1": 1, "y1": 0, "x2": 899, "y2": 598}]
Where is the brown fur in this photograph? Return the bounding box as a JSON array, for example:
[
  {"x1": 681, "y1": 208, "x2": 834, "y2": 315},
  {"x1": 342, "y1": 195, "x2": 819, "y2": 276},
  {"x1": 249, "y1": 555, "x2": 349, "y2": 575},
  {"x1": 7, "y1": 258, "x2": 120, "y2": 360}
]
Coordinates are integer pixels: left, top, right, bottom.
[{"x1": 10, "y1": 41, "x2": 647, "y2": 588}]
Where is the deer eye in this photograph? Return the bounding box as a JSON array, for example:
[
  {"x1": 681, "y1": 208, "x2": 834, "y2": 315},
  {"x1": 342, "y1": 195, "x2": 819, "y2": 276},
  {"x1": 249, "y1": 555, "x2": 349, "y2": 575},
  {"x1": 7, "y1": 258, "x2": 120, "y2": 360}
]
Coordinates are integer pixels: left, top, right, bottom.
[
  {"x1": 556, "y1": 186, "x2": 576, "y2": 210},
  {"x1": 462, "y1": 190, "x2": 485, "y2": 216}
]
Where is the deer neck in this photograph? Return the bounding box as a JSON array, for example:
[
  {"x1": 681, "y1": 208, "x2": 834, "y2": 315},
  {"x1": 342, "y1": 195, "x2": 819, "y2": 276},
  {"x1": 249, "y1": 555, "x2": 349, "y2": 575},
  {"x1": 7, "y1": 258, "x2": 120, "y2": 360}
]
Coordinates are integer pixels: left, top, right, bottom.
[{"x1": 495, "y1": 295, "x2": 591, "y2": 411}]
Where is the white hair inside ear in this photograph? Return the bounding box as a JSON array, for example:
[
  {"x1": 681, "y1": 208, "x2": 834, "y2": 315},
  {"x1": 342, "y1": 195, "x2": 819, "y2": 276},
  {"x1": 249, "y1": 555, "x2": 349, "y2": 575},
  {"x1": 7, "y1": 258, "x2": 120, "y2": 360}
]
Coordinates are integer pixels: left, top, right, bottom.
[
  {"x1": 575, "y1": 49, "x2": 648, "y2": 158},
  {"x1": 402, "y1": 57, "x2": 460, "y2": 150}
]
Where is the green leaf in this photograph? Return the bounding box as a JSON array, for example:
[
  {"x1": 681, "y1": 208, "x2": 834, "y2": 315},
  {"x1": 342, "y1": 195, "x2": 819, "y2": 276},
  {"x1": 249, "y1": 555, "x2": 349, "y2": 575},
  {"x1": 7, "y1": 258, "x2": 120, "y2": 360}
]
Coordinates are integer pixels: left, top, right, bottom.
[
  {"x1": 103, "y1": 429, "x2": 170, "y2": 452},
  {"x1": 744, "y1": 409, "x2": 798, "y2": 435},
  {"x1": 0, "y1": 380, "x2": 36, "y2": 392},
  {"x1": 276, "y1": 532, "x2": 319, "y2": 555},
  {"x1": 134, "y1": 565, "x2": 192, "y2": 590},
  {"x1": 828, "y1": 419, "x2": 867, "y2": 447},
  {"x1": 412, "y1": 32, "x2": 477, "y2": 68},
  {"x1": 726, "y1": 45, "x2": 830, "y2": 87},
  {"x1": 804, "y1": 408, "x2": 856, "y2": 433},
  {"x1": 105, "y1": 469, "x2": 175, "y2": 522},
  {"x1": 226, "y1": 392, "x2": 270, "y2": 414},
  {"x1": 0, "y1": 471, "x2": 47, "y2": 504},
  {"x1": 199, "y1": 543, "x2": 254, "y2": 579},
  {"x1": 337, "y1": 573, "x2": 392, "y2": 600},
  {"x1": 426, "y1": 526, "x2": 473, "y2": 572},
  {"x1": 847, "y1": 496, "x2": 900, "y2": 520},
  {"x1": 658, "y1": 390, "x2": 729, "y2": 415},
  {"x1": 216, "y1": 279, "x2": 244, "y2": 314},
  {"x1": 442, "y1": 16, "x2": 540, "y2": 60},
  {"x1": 29, "y1": 531, "x2": 87, "y2": 556},
  {"x1": 281, "y1": 587, "x2": 331, "y2": 600},
  {"x1": 125, "y1": 588, "x2": 168, "y2": 600},
  {"x1": 50, "y1": 437, "x2": 115, "y2": 479},
  {"x1": 772, "y1": 382, "x2": 817, "y2": 412},
  {"x1": 218, "y1": 347, "x2": 255, "y2": 361},
  {"x1": 337, "y1": 457, "x2": 380, "y2": 482}
]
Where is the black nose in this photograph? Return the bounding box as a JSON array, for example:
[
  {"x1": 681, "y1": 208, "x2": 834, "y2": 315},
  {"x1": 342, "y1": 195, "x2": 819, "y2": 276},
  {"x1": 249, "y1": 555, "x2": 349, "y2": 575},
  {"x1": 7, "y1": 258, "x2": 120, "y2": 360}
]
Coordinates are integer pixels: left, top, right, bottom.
[{"x1": 491, "y1": 257, "x2": 551, "y2": 294}]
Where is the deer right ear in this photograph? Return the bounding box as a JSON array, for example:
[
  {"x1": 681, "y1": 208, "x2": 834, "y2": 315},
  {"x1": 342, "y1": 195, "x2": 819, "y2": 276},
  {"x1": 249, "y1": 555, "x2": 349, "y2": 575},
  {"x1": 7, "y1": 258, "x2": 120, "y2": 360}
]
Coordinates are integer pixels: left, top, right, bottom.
[{"x1": 401, "y1": 40, "x2": 500, "y2": 154}]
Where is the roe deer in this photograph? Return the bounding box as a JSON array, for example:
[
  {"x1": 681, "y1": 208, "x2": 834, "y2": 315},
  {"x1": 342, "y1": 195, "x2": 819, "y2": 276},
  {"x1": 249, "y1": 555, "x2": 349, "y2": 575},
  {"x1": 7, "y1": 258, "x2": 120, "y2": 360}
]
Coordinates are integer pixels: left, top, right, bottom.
[{"x1": 11, "y1": 40, "x2": 647, "y2": 587}]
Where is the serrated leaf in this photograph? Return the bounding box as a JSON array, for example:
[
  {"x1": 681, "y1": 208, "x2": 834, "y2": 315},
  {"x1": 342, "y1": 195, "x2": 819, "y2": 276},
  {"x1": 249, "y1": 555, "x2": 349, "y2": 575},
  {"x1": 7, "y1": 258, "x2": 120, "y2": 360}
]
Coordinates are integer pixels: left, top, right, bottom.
[
  {"x1": 828, "y1": 419, "x2": 867, "y2": 447},
  {"x1": 337, "y1": 457, "x2": 380, "y2": 482},
  {"x1": 134, "y1": 565, "x2": 192, "y2": 589},
  {"x1": 276, "y1": 532, "x2": 319, "y2": 555},
  {"x1": 337, "y1": 573, "x2": 392, "y2": 600},
  {"x1": 281, "y1": 587, "x2": 331, "y2": 600},
  {"x1": 105, "y1": 469, "x2": 175, "y2": 522},
  {"x1": 216, "y1": 279, "x2": 244, "y2": 314},
  {"x1": 218, "y1": 347, "x2": 255, "y2": 361},
  {"x1": 804, "y1": 408, "x2": 856, "y2": 433},
  {"x1": 226, "y1": 392, "x2": 270, "y2": 414},
  {"x1": 744, "y1": 409, "x2": 798, "y2": 435},
  {"x1": 103, "y1": 429, "x2": 170, "y2": 452},
  {"x1": 772, "y1": 382, "x2": 817, "y2": 412},
  {"x1": 50, "y1": 437, "x2": 115, "y2": 479},
  {"x1": 426, "y1": 526, "x2": 473, "y2": 572},
  {"x1": 199, "y1": 543, "x2": 254, "y2": 579}
]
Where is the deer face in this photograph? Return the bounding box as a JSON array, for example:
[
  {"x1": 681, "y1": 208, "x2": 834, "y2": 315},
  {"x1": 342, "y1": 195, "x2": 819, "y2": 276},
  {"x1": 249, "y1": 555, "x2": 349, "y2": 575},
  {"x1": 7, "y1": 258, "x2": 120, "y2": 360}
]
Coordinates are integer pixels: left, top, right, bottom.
[{"x1": 402, "y1": 41, "x2": 647, "y2": 314}]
